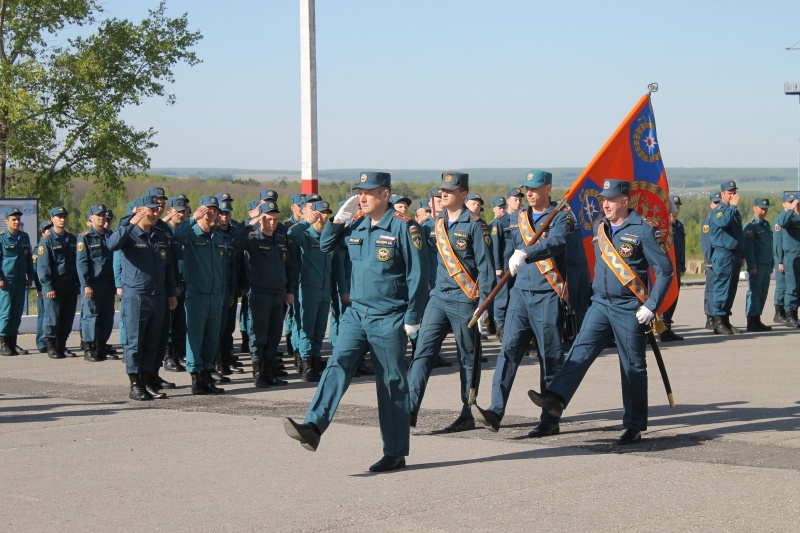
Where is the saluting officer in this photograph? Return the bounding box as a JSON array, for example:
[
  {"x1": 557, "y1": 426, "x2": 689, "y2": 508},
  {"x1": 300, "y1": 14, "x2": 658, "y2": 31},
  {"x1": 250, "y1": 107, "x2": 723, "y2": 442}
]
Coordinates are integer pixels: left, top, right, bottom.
[
  {"x1": 161, "y1": 196, "x2": 188, "y2": 372},
  {"x1": 233, "y1": 200, "x2": 296, "y2": 388},
  {"x1": 743, "y1": 198, "x2": 774, "y2": 331},
  {"x1": 287, "y1": 200, "x2": 335, "y2": 382},
  {"x1": 284, "y1": 171, "x2": 428, "y2": 473},
  {"x1": 107, "y1": 195, "x2": 178, "y2": 400},
  {"x1": 709, "y1": 181, "x2": 745, "y2": 335},
  {"x1": 214, "y1": 195, "x2": 243, "y2": 377},
  {"x1": 174, "y1": 196, "x2": 230, "y2": 394},
  {"x1": 37, "y1": 206, "x2": 79, "y2": 358},
  {"x1": 76, "y1": 204, "x2": 115, "y2": 362},
  {"x1": 0, "y1": 208, "x2": 35, "y2": 356},
  {"x1": 528, "y1": 179, "x2": 674, "y2": 445},
  {"x1": 407, "y1": 172, "x2": 495, "y2": 432},
  {"x1": 701, "y1": 193, "x2": 720, "y2": 329},
  {"x1": 473, "y1": 170, "x2": 573, "y2": 437},
  {"x1": 775, "y1": 192, "x2": 800, "y2": 327}
]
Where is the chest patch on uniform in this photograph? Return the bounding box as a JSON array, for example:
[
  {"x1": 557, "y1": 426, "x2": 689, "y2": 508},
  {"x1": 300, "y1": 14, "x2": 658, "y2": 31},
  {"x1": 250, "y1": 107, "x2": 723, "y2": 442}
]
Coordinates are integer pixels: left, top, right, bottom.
[
  {"x1": 194, "y1": 241, "x2": 207, "y2": 246},
  {"x1": 746, "y1": 230, "x2": 753, "y2": 237},
  {"x1": 491, "y1": 227, "x2": 498, "y2": 235},
  {"x1": 23, "y1": 247, "x2": 29, "y2": 256},
  {"x1": 618, "y1": 242, "x2": 634, "y2": 258},
  {"x1": 566, "y1": 215, "x2": 575, "y2": 233},
  {"x1": 160, "y1": 249, "x2": 167, "y2": 260},
  {"x1": 409, "y1": 226, "x2": 419, "y2": 233},
  {"x1": 703, "y1": 224, "x2": 710, "y2": 234},
  {"x1": 77, "y1": 242, "x2": 84, "y2": 252},
  {"x1": 484, "y1": 235, "x2": 492, "y2": 246},
  {"x1": 377, "y1": 247, "x2": 391, "y2": 261},
  {"x1": 348, "y1": 238, "x2": 362, "y2": 245},
  {"x1": 375, "y1": 239, "x2": 396, "y2": 247},
  {"x1": 412, "y1": 234, "x2": 422, "y2": 250},
  {"x1": 716, "y1": 212, "x2": 723, "y2": 218},
  {"x1": 455, "y1": 238, "x2": 468, "y2": 251},
  {"x1": 775, "y1": 224, "x2": 781, "y2": 232},
  {"x1": 38, "y1": 246, "x2": 44, "y2": 255}
]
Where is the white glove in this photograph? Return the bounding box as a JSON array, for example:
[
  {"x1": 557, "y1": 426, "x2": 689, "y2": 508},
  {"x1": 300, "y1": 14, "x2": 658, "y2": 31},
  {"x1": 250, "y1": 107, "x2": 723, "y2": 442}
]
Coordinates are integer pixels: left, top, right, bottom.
[
  {"x1": 333, "y1": 195, "x2": 360, "y2": 224},
  {"x1": 508, "y1": 249, "x2": 528, "y2": 276},
  {"x1": 404, "y1": 324, "x2": 420, "y2": 336},
  {"x1": 636, "y1": 306, "x2": 655, "y2": 325}
]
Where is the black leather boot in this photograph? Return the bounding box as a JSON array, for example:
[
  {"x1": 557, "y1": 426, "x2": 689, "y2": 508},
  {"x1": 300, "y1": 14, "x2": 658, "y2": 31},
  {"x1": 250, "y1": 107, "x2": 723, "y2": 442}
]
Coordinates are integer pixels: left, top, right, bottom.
[
  {"x1": 190, "y1": 372, "x2": 207, "y2": 395},
  {"x1": 46, "y1": 338, "x2": 64, "y2": 359},
  {"x1": 216, "y1": 353, "x2": 233, "y2": 376},
  {"x1": 264, "y1": 358, "x2": 288, "y2": 386},
  {"x1": 285, "y1": 332, "x2": 294, "y2": 357},
  {"x1": 755, "y1": 317, "x2": 772, "y2": 331},
  {"x1": 724, "y1": 316, "x2": 743, "y2": 335},
  {"x1": 210, "y1": 360, "x2": 231, "y2": 383},
  {"x1": 224, "y1": 351, "x2": 243, "y2": 373},
  {"x1": 713, "y1": 316, "x2": 733, "y2": 335},
  {"x1": 103, "y1": 344, "x2": 120, "y2": 360},
  {"x1": 496, "y1": 323, "x2": 504, "y2": 344},
  {"x1": 0, "y1": 337, "x2": 14, "y2": 356},
  {"x1": 253, "y1": 359, "x2": 270, "y2": 388},
  {"x1": 773, "y1": 305, "x2": 786, "y2": 324},
  {"x1": 705, "y1": 315, "x2": 715, "y2": 330},
  {"x1": 786, "y1": 310, "x2": 800, "y2": 328},
  {"x1": 84, "y1": 341, "x2": 101, "y2": 362},
  {"x1": 240, "y1": 331, "x2": 250, "y2": 354},
  {"x1": 300, "y1": 359, "x2": 321, "y2": 382},
  {"x1": 128, "y1": 374, "x2": 153, "y2": 401},
  {"x1": 10, "y1": 335, "x2": 27, "y2": 355},
  {"x1": 202, "y1": 369, "x2": 226, "y2": 394},
  {"x1": 141, "y1": 372, "x2": 167, "y2": 399},
  {"x1": 60, "y1": 337, "x2": 77, "y2": 357},
  {"x1": 153, "y1": 369, "x2": 176, "y2": 390}
]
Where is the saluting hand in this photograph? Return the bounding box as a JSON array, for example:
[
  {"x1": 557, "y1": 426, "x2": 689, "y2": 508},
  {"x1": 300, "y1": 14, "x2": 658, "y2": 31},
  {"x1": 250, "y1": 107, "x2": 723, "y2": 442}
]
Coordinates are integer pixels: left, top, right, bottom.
[
  {"x1": 130, "y1": 206, "x2": 148, "y2": 225},
  {"x1": 193, "y1": 206, "x2": 208, "y2": 220}
]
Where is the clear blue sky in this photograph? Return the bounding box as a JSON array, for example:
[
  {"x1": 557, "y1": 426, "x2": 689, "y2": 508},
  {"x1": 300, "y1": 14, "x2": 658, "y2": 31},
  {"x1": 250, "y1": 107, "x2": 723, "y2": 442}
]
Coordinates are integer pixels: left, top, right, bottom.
[{"x1": 109, "y1": 0, "x2": 800, "y2": 171}]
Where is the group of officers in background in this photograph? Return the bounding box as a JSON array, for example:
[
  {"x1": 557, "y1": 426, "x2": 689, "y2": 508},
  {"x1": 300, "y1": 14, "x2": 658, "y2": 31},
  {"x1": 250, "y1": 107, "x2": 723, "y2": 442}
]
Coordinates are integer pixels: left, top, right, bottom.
[{"x1": 1, "y1": 174, "x2": 797, "y2": 471}]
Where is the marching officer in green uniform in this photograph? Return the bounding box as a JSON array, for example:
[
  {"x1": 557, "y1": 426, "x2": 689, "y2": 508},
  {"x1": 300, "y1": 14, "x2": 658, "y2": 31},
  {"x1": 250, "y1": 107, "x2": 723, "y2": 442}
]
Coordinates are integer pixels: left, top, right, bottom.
[
  {"x1": 76, "y1": 204, "x2": 115, "y2": 361},
  {"x1": 0, "y1": 208, "x2": 35, "y2": 356},
  {"x1": 284, "y1": 171, "x2": 428, "y2": 472},
  {"x1": 775, "y1": 192, "x2": 800, "y2": 327},
  {"x1": 407, "y1": 172, "x2": 495, "y2": 432},
  {"x1": 233, "y1": 200, "x2": 296, "y2": 388},
  {"x1": 528, "y1": 179, "x2": 674, "y2": 445},
  {"x1": 743, "y1": 198, "x2": 774, "y2": 331},
  {"x1": 174, "y1": 196, "x2": 229, "y2": 394},
  {"x1": 37, "y1": 206, "x2": 80, "y2": 358},
  {"x1": 473, "y1": 170, "x2": 573, "y2": 437},
  {"x1": 773, "y1": 193, "x2": 796, "y2": 324},
  {"x1": 709, "y1": 181, "x2": 745, "y2": 335}
]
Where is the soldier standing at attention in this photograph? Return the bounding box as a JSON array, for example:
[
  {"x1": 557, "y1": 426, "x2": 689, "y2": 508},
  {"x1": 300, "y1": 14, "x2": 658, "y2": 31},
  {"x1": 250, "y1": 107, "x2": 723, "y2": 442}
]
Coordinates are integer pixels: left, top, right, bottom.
[
  {"x1": 772, "y1": 194, "x2": 795, "y2": 324},
  {"x1": 233, "y1": 201, "x2": 295, "y2": 388},
  {"x1": 284, "y1": 171, "x2": 427, "y2": 473},
  {"x1": 162, "y1": 196, "x2": 188, "y2": 372},
  {"x1": 407, "y1": 172, "x2": 495, "y2": 433},
  {"x1": 660, "y1": 196, "x2": 685, "y2": 342},
  {"x1": 76, "y1": 204, "x2": 115, "y2": 362},
  {"x1": 174, "y1": 196, "x2": 229, "y2": 395},
  {"x1": 34, "y1": 220, "x2": 53, "y2": 353},
  {"x1": 473, "y1": 170, "x2": 573, "y2": 437},
  {"x1": 107, "y1": 195, "x2": 178, "y2": 400},
  {"x1": 701, "y1": 193, "x2": 721, "y2": 329},
  {"x1": 37, "y1": 206, "x2": 79, "y2": 359},
  {"x1": 528, "y1": 179, "x2": 674, "y2": 445},
  {"x1": 709, "y1": 181, "x2": 745, "y2": 335},
  {"x1": 743, "y1": 198, "x2": 774, "y2": 331},
  {"x1": 213, "y1": 196, "x2": 243, "y2": 377},
  {"x1": 775, "y1": 193, "x2": 800, "y2": 328},
  {"x1": 0, "y1": 208, "x2": 35, "y2": 356}
]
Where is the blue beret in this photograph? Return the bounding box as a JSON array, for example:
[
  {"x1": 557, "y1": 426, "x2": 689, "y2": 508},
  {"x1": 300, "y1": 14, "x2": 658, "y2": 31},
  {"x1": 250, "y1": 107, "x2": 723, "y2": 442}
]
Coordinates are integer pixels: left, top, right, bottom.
[
  {"x1": 49, "y1": 206, "x2": 69, "y2": 217},
  {"x1": 720, "y1": 180, "x2": 737, "y2": 192},
  {"x1": 598, "y1": 179, "x2": 631, "y2": 198},
  {"x1": 522, "y1": 170, "x2": 553, "y2": 188},
  {"x1": 439, "y1": 172, "x2": 468, "y2": 191},
  {"x1": 353, "y1": 172, "x2": 391, "y2": 190}
]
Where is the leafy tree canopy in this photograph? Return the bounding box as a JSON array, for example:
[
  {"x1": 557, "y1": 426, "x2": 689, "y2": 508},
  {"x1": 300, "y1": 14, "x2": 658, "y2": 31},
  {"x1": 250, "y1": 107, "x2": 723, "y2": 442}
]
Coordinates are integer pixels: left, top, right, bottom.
[{"x1": 0, "y1": 0, "x2": 202, "y2": 207}]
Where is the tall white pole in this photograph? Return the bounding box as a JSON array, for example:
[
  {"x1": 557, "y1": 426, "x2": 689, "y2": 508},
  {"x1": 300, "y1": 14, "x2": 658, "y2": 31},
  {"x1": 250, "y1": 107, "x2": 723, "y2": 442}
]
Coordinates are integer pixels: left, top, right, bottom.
[{"x1": 300, "y1": 0, "x2": 318, "y2": 194}]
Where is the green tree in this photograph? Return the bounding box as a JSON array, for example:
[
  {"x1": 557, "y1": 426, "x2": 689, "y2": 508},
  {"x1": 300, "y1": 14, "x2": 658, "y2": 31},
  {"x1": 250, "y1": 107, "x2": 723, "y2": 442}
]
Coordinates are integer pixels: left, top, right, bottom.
[{"x1": 0, "y1": 0, "x2": 201, "y2": 208}]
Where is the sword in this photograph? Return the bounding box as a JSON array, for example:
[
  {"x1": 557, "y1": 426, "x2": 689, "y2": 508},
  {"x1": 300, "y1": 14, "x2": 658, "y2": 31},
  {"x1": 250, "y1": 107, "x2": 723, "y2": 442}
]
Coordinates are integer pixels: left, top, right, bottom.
[{"x1": 646, "y1": 316, "x2": 675, "y2": 408}]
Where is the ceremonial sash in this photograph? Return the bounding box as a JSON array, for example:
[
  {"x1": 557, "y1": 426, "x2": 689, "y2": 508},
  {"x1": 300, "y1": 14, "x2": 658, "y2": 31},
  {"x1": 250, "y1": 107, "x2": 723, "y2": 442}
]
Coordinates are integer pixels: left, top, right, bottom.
[
  {"x1": 435, "y1": 217, "x2": 479, "y2": 300},
  {"x1": 596, "y1": 221, "x2": 649, "y2": 303},
  {"x1": 517, "y1": 209, "x2": 567, "y2": 299}
]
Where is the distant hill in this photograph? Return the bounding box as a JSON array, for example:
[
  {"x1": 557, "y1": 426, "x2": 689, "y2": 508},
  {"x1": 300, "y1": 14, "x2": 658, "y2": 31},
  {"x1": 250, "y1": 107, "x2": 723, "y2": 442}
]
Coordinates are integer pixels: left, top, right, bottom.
[{"x1": 148, "y1": 167, "x2": 800, "y2": 193}]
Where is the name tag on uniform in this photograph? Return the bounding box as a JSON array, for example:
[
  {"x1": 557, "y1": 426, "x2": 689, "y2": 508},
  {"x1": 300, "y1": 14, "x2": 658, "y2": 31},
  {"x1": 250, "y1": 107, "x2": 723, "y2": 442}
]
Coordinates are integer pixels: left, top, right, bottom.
[
  {"x1": 375, "y1": 239, "x2": 395, "y2": 247},
  {"x1": 194, "y1": 242, "x2": 208, "y2": 246},
  {"x1": 258, "y1": 245, "x2": 271, "y2": 250},
  {"x1": 90, "y1": 244, "x2": 101, "y2": 248},
  {"x1": 135, "y1": 243, "x2": 148, "y2": 248},
  {"x1": 4, "y1": 245, "x2": 14, "y2": 250},
  {"x1": 348, "y1": 238, "x2": 362, "y2": 245},
  {"x1": 619, "y1": 234, "x2": 640, "y2": 244},
  {"x1": 453, "y1": 231, "x2": 469, "y2": 238},
  {"x1": 379, "y1": 235, "x2": 396, "y2": 241},
  {"x1": 311, "y1": 244, "x2": 320, "y2": 248}
]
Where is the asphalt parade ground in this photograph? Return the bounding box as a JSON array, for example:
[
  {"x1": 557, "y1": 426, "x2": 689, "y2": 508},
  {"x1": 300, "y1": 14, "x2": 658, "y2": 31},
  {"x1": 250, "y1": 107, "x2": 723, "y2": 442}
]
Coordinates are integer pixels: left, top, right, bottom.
[{"x1": 1, "y1": 281, "x2": 799, "y2": 532}]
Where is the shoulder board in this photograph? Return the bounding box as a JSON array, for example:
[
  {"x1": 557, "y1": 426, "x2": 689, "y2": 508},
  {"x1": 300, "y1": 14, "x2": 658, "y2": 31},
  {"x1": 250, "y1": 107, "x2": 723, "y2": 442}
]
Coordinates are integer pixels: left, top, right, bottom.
[
  {"x1": 393, "y1": 212, "x2": 412, "y2": 223},
  {"x1": 288, "y1": 222, "x2": 301, "y2": 231},
  {"x1": 643, "y1": 218, "x2": 658, "y2": 228},
  {"x1": 0, "y1": 230, "x2": 4, "y2": 236},
  {"x1": 81, "y1": 230, "x2": 90, "y2": 236},
  {"x1": 468, "y1": 213, "x2": 482, "y2": 222}
]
